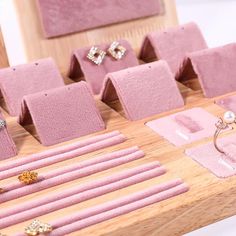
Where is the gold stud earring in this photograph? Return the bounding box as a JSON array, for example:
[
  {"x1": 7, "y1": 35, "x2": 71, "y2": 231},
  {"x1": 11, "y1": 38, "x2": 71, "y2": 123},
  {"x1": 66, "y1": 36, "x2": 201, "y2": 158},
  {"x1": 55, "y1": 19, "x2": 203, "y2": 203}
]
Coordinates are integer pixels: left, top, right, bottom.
[
  {"x1": 87, "y1": 46, "x2": 106, "y2": 65},
  {"x1": 108, "y1": 41, "x2": 126, "y2": 60},
  {"x1": 0, "y1": 119, "x2": 6, "y2": 129},
  {"x1": 25, "y1": 220, "x2": 52, "y2": 236},
  {"x1": 18, "y1": 171, "x2": 38, "y2": 185}
]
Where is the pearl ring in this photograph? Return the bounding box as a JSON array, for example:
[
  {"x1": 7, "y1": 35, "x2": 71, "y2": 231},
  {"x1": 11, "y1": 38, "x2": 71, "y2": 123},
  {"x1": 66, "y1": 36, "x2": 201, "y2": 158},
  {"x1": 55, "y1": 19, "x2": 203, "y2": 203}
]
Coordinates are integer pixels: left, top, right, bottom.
[{"x1": 214, "y1": 111, "x2": 236, "y2": 154}]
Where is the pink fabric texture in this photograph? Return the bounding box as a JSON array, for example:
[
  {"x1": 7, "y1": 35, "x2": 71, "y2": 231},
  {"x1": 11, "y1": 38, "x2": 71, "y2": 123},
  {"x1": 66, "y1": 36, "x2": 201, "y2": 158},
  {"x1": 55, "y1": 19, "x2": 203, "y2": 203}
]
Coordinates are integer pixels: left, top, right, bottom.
[
  {"x1": 146, "y1": 107, "x2": 219, "y2": 146},
  {"x1": 0, "y1": 111, "x2": 17, "y2": 160},
  {"x1": 0, "y1": 161, "x2": 160, "y2": 219},
  {"x1": 0, "y1": 148, "x2": 144, "y2": 203},
  {"x1": 0, "y1": 162, "x2": 165, "y2": 228},
  {"x1": 0, "y1": 58, "x2": 64, "y2": 116},
  {"x1": 182, "y1": 43, "x2": 236, "y2": 98},
  {"x1": 68, "y1": 39, "x2": 139, "y2": 94},
  {"x1": 186, "y1": 134, "x2": 236, "y2": 178},
  {"x1": 216, "y1": 95, "x2": 236, "y2": 113},
  {"x1": 101, "y1": 60, "x2": 184, "y2": 121},
  {"x1": 0, "y1": 133, "x2": 125, "y2": 180},
  {"x1": 0, "y1": 130, "x2": 122, "y2": 172},
  {"x1": 18, "y1": 82, "x2": 105, "y2": 146},
  {"x1": 14, "y1": 179, "x2": 188, "y2": 236},
  {"x1": 139, "y1": 22, "x2": 207, "y2": 79},
  {"x1": 36, "y1": 0, "x2": 162, "y2": 38}
]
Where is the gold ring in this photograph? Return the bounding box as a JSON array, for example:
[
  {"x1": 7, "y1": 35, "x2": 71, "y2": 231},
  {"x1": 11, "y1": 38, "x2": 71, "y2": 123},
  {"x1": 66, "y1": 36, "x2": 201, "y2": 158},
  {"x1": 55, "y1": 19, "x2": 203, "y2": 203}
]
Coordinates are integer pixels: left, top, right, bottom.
[
  {"x1": 18, "y1": 171, "x2": 38, "y2": 185},
  {"x1": 214, "y1": 111, "x2": 236, "y2": 154}
]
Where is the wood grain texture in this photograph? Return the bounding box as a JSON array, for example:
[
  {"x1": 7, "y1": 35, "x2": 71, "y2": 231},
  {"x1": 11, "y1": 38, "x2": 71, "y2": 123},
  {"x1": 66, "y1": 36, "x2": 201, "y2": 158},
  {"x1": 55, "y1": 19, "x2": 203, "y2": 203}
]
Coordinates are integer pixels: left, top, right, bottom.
[
  {"x1": 1, "y1": 0, "x2": 236, "y2": 235},
  {"x1": 0, "y1": 28, "x2": 9, "y2": 68}
]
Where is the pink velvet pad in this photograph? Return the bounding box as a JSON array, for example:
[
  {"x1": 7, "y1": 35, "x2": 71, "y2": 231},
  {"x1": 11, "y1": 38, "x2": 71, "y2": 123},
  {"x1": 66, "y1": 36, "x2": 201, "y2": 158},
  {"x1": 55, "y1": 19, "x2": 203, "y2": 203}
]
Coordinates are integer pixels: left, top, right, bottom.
[
  {"x1": 0, "y1": 111, "x2": 17, "y2": 160},
  {"x1": 215, "y1": 95, "x2": 236, "y2": 113},
  {"x1": 182, "y1": 43, "x2": 236, "y2": 98},
  {"x1": 185, "y1": 134, "x2": 236, "y2": 178},
  {"x1": 0, "y1": 133, "x2": 125, "y2": 180},
  {"x1": 139, "y1": 22, "x2": 207, "y2": 79},
  {"x1": 0, "y1": 163, "x2": 166, "y2": 228},
  {"x1": 146, "y1": 107, "x2": 218, "y2": 146},
  {"x1": 0, "y1": 130, "x2": 122, "y2": 173},
  {"x1": 0, "y1": 148, "x2": 144, "y2": 203},
  {"x1": 101, "y1": 60, "x2": 184, "y2": 121},
  {"x1": 68, "y1": 39, "x2": 139, "y2": 94},
  {"x1": 0, "y1": 58, "x2": 64, "y2": 116},
  {"x1": 18, "y1": 82, "x2": 105, "y2": 146},
  {"x1": 36, "y1": 0, "x2": 162, "y2": 38},
  {"x1": 0, "y1": 161, "x2": 160, "y2": 219}
]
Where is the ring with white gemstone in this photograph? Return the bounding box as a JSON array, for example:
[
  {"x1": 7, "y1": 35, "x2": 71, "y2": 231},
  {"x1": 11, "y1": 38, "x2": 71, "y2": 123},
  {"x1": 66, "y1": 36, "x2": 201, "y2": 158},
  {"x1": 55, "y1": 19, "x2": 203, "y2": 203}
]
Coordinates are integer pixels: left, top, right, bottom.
[{"x1": 214, "y1": 111, "x2": 236, "y2": 154}]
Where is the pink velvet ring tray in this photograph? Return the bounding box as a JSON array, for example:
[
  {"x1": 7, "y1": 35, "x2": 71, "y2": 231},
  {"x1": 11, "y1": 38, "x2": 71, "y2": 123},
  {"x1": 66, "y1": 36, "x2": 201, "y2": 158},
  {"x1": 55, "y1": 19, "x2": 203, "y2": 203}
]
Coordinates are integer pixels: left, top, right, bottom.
[
  {"x1": 0, "y1": 147, "x2": 144, "y2": 203},
  {"x1": 215, "y1": 95, "x2": 236, "y2": 114},
  {"x1": 0, "y1": 132, "x2": 125, "y2": 180},
  {"x1": 68, "y1": 39, "x2": 139, "y2": 94},
  {"x1": 0, "y1": 162, "x2": 166, "y2": 228},
  {"x1": 15, "y1": 179, "x2": 189, "y2": 236}
]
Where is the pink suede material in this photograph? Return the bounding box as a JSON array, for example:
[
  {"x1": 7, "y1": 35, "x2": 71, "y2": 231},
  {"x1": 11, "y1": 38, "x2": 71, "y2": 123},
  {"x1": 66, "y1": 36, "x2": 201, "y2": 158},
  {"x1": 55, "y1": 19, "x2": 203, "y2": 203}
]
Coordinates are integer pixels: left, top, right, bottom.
[
  {"x1": 36, "y1": 0, "x2": 162, "y2": 38},
  {"x1": 0, "y1": 148, "x2": 144, "y2": 203},
  {"x1": 186, "y1": 134, "x2": 236, "y2": 178},
  {"x1": 140, "y1": 22, "x2": 207, "y2": 79},
  {"x1": 183, "y1": 43, "x2": 236, "y2": 98},
  {"x1": 0, "y1": 161, "x2": 160, "y2": 219},
  {"x1": 68, "y1": 39, "x2": 139, "y2": 94},
  {"x1": 216, "y1": 95, "x2": 236, "y2": 113},
  {"x1": 0, "y1": 133, "x2": 125, "y2": 180},
  {"x1": 0, "y1": 163, "x2": 165, "y2": 228},
  {"x1": 146, "y1": 108, "x2": 218, "y2": 146},
  {"x1": 0, "y1": 111, "x2": 17, "y2": 160},
  {"x1": 101, "y1": 61, "x2": 184, "y2": 121},
  {"x1": 0, "y1": 131, "x2": 122, "y2": 172},
  {"x1": 18, "y1": 82, "x2": 105, "y2": 146},
  {"x1": 0, "y1": 58, "x2": 64, "y2": 116}
]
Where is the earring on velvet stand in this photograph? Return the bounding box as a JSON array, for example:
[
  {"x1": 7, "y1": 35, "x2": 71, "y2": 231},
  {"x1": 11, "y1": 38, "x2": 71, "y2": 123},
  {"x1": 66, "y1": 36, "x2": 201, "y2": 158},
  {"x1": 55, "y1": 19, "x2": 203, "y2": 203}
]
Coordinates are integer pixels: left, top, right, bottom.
[
  {"x1": 108, "y1": 41, "x2": 126, "y2": 60},
  {"x1": 87, "y1": 46, "x2": 106, "y2": 65}
]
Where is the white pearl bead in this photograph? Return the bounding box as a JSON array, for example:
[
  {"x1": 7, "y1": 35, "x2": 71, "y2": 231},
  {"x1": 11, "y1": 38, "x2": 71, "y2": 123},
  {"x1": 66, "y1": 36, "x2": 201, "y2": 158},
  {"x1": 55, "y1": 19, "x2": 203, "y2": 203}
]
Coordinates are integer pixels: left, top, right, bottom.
[{"x1": 223, "y1": 111, "x2": 236, "y2": 124}]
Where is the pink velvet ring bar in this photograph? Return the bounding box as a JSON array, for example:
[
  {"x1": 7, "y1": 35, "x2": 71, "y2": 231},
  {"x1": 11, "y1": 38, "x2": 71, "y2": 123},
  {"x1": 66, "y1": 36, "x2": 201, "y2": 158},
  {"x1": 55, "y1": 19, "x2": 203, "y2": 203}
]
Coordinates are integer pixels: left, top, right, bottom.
[
  {"x1": 181, "y1": 43, "x2": 236, "y2": 97},
  {"x1": 139, "y1": 22, "x2": 207, "y2": 79},
  {"x1": 0, "y1": 111, "x2": 17, "y2": 160},
  {"x1": 0, "y1": 148, "x2": 145, "y2": 203},
  {"x1": 216, "y1": 95, "x2": 236, "y2": 114},
  {"x1": 0, "y1": 163, "x2": 166, "y2": 228},
  {"x1": 101, "y1": 60, "x2": 184, "y2": 121},
  {"x1": 0, "y1": 130, "x2": 122, "y2": 172},
  {"x1": 0, "y1": 133, "x2": 126, "y2": 180},
  {"x1": 0, "y1": 58, "x2": 64, "y2": 116},
  {"x1": 68, "y1": 39, "x2": 139, "y2": 94},
  {"x1": 0, "y1": 162, "x2": 161, "y2": 219},
  {"x1": 18, "y1": 82, "x2": 105, "y2": 146},
  {"x1": 36, "y1": 0, "x2": 163, "y2": 38},
  {"x1": 14, "y1": 179, "x2": 188, "y2": 236},
  {"x1": 146, "y1": 107, "x2": 219, "y2": 146}
]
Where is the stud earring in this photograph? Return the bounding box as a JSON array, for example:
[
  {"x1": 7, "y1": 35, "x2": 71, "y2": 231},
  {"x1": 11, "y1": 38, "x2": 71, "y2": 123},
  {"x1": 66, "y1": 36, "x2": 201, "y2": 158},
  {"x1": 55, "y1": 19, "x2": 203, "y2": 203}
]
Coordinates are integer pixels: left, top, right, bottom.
[
  {"x1": 25, "y1": 220, "x2": 52, "y2": 236},
  {"x1": 0, "y1": 119, "x2": 6, "y2": 129},
  {"x1": 18, "y1": 171, "x2": 38, "y2": 185},
  {"x1": 108, "y1": 41, "x2": 126, "y2": 60},
  {"x1": 87, "y1": 46, "x2": 106, "y2": 65}
]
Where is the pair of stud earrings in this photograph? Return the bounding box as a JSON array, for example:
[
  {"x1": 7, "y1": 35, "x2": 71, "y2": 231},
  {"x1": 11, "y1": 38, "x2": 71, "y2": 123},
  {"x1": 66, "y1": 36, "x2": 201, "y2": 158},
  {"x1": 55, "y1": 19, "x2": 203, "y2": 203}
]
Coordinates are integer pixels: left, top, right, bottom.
[{"x1": 87, "y1": 41, "x2": 126, "y2": 65}]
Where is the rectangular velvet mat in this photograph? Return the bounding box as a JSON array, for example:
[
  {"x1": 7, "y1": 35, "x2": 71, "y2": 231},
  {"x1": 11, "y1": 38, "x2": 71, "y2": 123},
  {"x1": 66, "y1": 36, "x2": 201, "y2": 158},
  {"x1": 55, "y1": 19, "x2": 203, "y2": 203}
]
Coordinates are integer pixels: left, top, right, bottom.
[
  {"x1": 215, "y1": 95, "x2": 236, "y2": 114},
  {"x1": 185, "y1": 134, "x2": 236, "y2": 178},
  {"x1": 146, "y1": 107, "x2": 218, "y2": 146},
  {"x1": 37, "y1": 0, "x2": 163, "y2": 38}
]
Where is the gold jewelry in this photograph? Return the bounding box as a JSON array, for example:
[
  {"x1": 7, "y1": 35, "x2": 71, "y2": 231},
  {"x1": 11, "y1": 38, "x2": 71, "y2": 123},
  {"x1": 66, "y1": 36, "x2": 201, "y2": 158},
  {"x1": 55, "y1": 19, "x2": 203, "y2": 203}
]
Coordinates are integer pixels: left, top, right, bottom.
[
  {"x1": 0, "y1": 119, "x2": 6, "y2": 129},
  {"x1": 25, "y1": 220, "x2": 52, "y2": 236},
  {"x1": 18, "y1": 171, "x2": 38, "y2": 185},
  {"x1": 214, "y1": 111, "x2": 236, "y2": 154},
  {"x1": 108, "y1": 41, "x2": 126, "y2": 60},
  {"x1": 87, "y1": 46, "x2": 106, "y2": 65}
]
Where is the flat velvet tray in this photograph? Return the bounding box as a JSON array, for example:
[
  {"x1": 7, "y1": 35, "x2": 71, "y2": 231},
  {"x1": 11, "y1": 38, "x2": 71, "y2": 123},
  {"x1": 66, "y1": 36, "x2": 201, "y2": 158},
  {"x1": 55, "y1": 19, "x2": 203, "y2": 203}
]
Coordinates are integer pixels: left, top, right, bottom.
[{"x1": 1, "y1": 1, "x2": 236, "y2": 236}]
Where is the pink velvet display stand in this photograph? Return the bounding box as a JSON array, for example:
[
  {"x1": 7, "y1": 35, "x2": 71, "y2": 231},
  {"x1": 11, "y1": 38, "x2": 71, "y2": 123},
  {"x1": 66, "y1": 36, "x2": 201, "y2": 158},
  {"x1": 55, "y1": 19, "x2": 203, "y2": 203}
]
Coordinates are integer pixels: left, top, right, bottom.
[
  {"x1": 181, "y1": 43, "x2": 236, "y2": 98},
  {"x1": 146, "y1": 108, "x2": 219, "y2": 146},
  {"x1": 0, "y1": 58, "x2": 64, "y2": 116},
  {"x1": 0, "y1": 111, "x2": 17, "y2": 160},
  {"x1": 18, "y1": 82, "x2": 105, "y2": 146},
  {"x1": 101, "y1": 60, "x2": 184, "y2": 121},
  {"x1": 139, "y1": 22, "x2": 207, "y2": 79},
  {"x1": 186, "y1": 134, "x2": 236, "y2": 178},
  {"x1": 36, "y1": 0, "x2": 163, "y2": 38},
  {"x1": 216, "y1": 95, "x2": 236, "y2": 113},
  {"x1": 68, "y1": 39, "x2": 139, "y2": 94}
]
